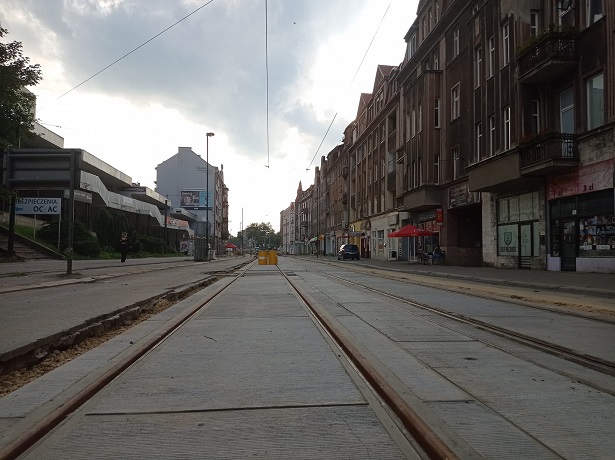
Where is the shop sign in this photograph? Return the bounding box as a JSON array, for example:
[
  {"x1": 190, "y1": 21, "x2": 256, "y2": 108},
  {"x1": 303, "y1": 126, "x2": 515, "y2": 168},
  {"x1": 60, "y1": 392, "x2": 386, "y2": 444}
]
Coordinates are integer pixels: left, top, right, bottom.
[
  {"x1": 548, "y1": 158, "x2": 614, "y2": 200},
  {"x1": 64, "y1": 189, "x2": 93, "y2": 204},
  {"x1": 436, "y1": 208, "x2": 443, "y2": 224},
  {"x1": 449, "y1": 184, "x2": 480, "y2": 208},
  {"x1": 418, "y1": 210, "x2": 437, "y2": 222},
  {"x1": 498, "y1": 224, "x2": 518, "y2": 256}
]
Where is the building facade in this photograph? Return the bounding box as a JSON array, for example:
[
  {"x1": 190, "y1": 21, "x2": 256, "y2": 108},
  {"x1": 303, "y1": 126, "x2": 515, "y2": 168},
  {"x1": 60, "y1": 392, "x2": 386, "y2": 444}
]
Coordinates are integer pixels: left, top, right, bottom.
[
  {"x1": 289, "y1": 0, "x2": 614, "y2": 273},
  {"x1": 155, "y1": 147, "x2": 229, "y2": 256}
]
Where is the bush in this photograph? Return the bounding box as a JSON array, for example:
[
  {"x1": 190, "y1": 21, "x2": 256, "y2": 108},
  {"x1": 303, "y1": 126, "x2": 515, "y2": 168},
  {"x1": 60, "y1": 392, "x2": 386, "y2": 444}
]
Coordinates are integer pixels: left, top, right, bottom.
[
  {"x1": 38, "y1": 220, "x2": 101, "y2": 258},
  {"x1": 137, "y1": 235, "x2": 166, "y2": 254}
]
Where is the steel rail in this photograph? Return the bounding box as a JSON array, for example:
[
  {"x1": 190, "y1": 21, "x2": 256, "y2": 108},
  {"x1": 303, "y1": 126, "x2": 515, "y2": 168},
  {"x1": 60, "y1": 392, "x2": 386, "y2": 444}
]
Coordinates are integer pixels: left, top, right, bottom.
[
  {"x1": 318, "y1": 269, "x2": 615, "y2": 378},
  {"x1": 0, "y1": 264, "x2": 252, "y2": 460},
  {"x1": 279, "y1": 267, "x2": 474, "y2": 460}
]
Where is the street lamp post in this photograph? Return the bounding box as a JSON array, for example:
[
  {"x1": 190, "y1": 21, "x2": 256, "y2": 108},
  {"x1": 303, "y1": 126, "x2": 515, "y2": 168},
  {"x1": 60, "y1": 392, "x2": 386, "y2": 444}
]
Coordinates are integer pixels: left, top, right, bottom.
[{"x1": 206, "y1": 132, "x2": 215, "y2": 260}]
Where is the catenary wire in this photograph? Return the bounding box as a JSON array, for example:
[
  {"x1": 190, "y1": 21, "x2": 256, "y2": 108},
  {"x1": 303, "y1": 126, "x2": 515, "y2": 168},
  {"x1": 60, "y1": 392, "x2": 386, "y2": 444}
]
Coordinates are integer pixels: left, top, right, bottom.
[
  {"x1": 49, "y1": 0, "x2": 215, "y2": 104},
  {"x1": 265, "y1": 0, "x2": 270, "y2": 168},
  {"x1": 307, "y1": 2, "x2": 391, "y2": 169}
]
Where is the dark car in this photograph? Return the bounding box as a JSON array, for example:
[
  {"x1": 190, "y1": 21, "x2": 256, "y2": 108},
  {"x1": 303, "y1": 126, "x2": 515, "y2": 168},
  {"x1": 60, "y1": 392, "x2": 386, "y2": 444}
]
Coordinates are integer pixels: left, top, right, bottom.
[{"x1": 337, "y1": 244, "x2": 360, "y2": 260}]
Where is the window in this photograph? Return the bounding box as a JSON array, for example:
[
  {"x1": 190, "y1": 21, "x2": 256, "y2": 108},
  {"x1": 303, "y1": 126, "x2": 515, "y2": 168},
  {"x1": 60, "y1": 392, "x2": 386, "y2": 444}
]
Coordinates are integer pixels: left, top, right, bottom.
[
  {"x1": 435, "y1": 98, "x2": 441, "y2": 128},
  {"x1": 587, "y1": 0, "x2": 603, "y2": 26},
  {"x1": 587, "y1": 73, "x2": 604, "y2": 129},
  {"x1": 488, "y1": 36, "x2": 495, "y2": 78},
  {"x1": 412, "y1": 159, "x2": 417, "y2": 188},
  {"x1": 435, "y1": 1, "x2": 439, "y2": 23},
  {"x1": 405, "y1": 112, "x2": 411, "y2": 141},
  {"x1": 530, "y1": 11, "x2": 540, "y2": 36},
  {"x1": 451, "y1": 84, "x2": 460, "y2": 120},
  {"x1": 422, "y1": 17, "x2": 428, "y2": 41},
  {"x1": 531, "y1": 99, "x2": 541, "y2": 134},
  {"x1": 452, "y1": 147, "x2": 461, "y2": 180},
  {"x1": 433, "y1": 154, "x2": 440, "y2": 185},
  {"x1": 429, "y1": 8, "x2": 433, "y2": 29},
  {"x1": 489, "y1": 115, "x2": 496, "y2": 155},
  {"x1": 476, "y1": 123, "x2": 482, "y2": 162},
  {"x1": 502, "y1": 23, "x2": 509, "y2": 67},
  {"x1": 560, "y1": 87, "x2": 575, "y2": 134},
  {"x1": 474, "y1": 47, "x2": 482, "y2": 88},
  {"x1": 453, "y1": 28, "x2": 460, "y2": 58},
  {"x1": 418, "y1": 103, "x2": 423, "y2": 133},
  {"x1": 411, "y1": 109, "x2": 416, "y2": 137},
  {"x1": 503, "y1": 106, "x2": 511, "y2": 150},
  {"x1": 557, "y1": 0, "x2": 573, "y2": 26},
  {"x1": 407, "y1": 34, "x2": 417, "y2": 60},
  {"x1": 418, "y1": 155, "x2": 423, "y2": 185},
  {"x1": 433, "y1": 48, "x2": 439, "y2": 70}
]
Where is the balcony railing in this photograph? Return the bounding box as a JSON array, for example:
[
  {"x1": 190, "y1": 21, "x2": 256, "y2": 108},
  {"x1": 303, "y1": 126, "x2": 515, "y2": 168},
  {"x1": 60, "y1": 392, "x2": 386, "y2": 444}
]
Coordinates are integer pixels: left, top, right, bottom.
[
  {"x1": 519, "y1": 133, "x2": 578, "y2": 170},
  {"x1": 517, "y1": 33, "x2": 577, "y2": 84}
]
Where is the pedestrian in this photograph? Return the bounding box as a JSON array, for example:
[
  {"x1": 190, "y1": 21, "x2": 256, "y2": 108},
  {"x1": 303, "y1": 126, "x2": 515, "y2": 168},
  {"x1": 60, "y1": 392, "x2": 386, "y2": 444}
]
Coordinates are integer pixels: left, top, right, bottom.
[
  {"x1": 119, "y1": 231, "x2": 130, "y2": 263},
  {"x1": 432, "y1": 244, "x2": 444, "y2": 264}
]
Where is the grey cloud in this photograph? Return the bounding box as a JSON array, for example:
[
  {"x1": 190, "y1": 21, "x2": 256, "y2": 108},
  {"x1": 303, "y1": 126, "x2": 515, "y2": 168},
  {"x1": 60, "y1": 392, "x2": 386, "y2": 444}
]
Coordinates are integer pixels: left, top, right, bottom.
[{"x1": 3, "y1": 0, "x2": 368, "y2": 162}]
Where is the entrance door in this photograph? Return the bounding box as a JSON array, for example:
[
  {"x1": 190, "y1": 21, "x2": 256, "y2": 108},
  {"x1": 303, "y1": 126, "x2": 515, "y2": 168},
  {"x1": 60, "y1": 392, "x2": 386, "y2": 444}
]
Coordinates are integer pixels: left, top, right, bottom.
[
  {"x1": 561, "y1": 219, "x2": 577, "y2": 271},
  {"x1": 519, "y1": 223, "x2": 533, "y2": 269}
]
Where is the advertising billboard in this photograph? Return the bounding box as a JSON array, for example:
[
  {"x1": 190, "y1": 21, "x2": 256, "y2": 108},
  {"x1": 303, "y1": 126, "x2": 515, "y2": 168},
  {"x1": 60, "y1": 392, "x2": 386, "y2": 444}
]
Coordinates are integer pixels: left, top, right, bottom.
[{"x1": 181, "y1": 190, "x2": 210, "y2": 210}]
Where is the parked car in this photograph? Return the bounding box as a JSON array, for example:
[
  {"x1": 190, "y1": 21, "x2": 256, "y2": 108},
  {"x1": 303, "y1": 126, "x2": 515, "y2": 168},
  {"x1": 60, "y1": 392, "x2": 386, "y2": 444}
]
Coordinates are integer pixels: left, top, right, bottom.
[{"x1": 337, "y1": 244, "x2": 360, "y2": 260}]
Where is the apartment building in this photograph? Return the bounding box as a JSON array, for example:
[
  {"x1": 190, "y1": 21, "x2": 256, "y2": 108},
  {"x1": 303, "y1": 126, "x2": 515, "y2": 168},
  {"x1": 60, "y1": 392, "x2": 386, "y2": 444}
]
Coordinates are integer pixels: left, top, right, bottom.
[
  {"x1": 290, "y1": 0, "x2": 613, "y2": 272},
  {"x1": 280, "y1": 202, "x2": 295, "y2": 254},
  {"x1": 155, "y1": 147, "x2": 229, "y2": 256}
]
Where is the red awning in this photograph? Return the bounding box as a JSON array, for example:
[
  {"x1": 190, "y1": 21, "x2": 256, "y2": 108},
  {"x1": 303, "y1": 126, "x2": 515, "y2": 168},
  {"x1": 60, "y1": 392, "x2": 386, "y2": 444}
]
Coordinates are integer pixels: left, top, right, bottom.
[
  {"x1": 224, "y1": 242, "x2": 238, "y2": 249},
  {"x1": 388, "y1": 224, "x2": 433, "y2": 238}
]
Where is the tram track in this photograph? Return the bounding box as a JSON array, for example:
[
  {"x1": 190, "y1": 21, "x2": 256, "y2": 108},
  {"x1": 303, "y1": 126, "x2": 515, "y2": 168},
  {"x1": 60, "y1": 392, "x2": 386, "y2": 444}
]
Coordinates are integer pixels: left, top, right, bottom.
[
  {"x1": 4, "y1": 260, "x2": 613, "y2": 459},
  {"x1": 309, "y1": 266, "x2": 615, "y2": 381},
  {"x1": 2, "y1": 261, "x2": 470, "y2": 460},
  {"x1": 279, "y1": 267, "x2": 472, "y2": 460},
  {"x1": 0, "y1": 265, "x2": 249, "y2": 459}
]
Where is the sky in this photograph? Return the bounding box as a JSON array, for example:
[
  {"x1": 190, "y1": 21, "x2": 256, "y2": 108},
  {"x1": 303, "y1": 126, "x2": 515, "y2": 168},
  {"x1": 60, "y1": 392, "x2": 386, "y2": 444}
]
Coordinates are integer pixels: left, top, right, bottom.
[{"x1": 1, "y1": 0, "x2": 418, "y2": 234}]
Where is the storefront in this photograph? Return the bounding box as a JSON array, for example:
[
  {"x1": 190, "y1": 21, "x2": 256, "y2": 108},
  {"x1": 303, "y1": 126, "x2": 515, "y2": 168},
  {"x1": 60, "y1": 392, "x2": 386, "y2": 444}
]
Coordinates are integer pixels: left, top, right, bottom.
[
  {"x1": 547, "y1": 158, "x2": 615, "y2": 273},
  {"x1": 496, "y1": 191, "x2": 542, "y2": 269}
]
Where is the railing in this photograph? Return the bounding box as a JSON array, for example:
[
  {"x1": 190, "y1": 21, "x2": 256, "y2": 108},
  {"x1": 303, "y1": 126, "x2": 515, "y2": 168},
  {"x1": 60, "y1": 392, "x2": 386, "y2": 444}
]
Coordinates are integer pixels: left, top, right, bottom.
[
  {"x1": 517, "y1": 33, "x2": 577, "y2": 79},
  {"x1": 519, "y1": 133, "x2": 578, "y2": 168}
]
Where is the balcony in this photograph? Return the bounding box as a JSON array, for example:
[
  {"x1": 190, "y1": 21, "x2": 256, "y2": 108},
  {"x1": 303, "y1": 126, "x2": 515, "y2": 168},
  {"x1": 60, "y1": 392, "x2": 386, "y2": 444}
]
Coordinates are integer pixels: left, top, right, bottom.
[
  {"x1": 519, "y1": 133, "x2": 579, "y2": 176},
  {"x1": 517, "y1": 32, "x2": 578, "y2": 84},
  {"x1": 467, "y1": 151, "x2": 541, "y2": 193}
]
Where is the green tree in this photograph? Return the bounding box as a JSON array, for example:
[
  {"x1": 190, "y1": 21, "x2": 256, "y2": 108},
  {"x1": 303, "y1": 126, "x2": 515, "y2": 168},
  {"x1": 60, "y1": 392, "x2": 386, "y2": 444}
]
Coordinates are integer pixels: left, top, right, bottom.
[
  {"x1": 0, "y1": 23, "x2": 43, "y2": 151},
  {"x1": 243, "y1": 222, "x2": 276, "y2": 249}
]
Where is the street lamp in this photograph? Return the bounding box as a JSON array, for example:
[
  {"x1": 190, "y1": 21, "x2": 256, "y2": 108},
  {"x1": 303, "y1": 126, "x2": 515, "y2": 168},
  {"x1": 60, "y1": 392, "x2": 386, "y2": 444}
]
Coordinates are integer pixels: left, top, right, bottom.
[{"x1": 206, "y1": 132, "x2": 215, "y2": 260}]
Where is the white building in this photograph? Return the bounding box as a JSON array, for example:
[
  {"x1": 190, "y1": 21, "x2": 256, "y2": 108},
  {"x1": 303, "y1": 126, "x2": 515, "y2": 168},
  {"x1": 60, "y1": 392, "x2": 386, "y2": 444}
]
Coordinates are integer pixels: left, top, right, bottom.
[{"x1": 155, "y1": 147, "x2": 224, "y2": 253}]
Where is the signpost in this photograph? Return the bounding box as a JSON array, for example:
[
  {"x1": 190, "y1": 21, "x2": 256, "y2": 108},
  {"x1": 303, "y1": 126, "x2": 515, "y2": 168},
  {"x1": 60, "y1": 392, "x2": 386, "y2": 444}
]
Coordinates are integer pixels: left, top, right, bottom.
[
  {"x1": 15, "y1": 198, "x2": 62, "y2": 215},
  {"x1": 15, "y1": 198, "x2": 62, "y2": 243}
]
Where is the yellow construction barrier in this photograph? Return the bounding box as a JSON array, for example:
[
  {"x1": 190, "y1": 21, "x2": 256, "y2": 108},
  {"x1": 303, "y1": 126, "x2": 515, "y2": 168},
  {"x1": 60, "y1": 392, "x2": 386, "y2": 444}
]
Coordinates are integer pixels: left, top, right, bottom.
[{"x1": 257, "y1": 250, "x2": 278, "y2": 265}]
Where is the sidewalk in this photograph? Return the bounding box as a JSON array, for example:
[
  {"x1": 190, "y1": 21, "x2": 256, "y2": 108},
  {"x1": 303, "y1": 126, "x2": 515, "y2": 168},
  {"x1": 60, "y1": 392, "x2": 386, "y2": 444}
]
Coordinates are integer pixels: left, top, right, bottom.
[
  {"x1": 2, "y1": 255, "x2": 614, "y2": 297},
  {"x1": 296, "y1": 254, "x2": 615, "y2": 298}
]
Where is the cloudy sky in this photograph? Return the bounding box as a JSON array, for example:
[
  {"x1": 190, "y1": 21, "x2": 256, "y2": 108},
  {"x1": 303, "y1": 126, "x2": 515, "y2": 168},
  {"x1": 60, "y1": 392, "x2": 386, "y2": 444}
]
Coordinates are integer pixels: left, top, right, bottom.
[{"x1": 1, "y1": 0, "x2": 418, "y2": 234}]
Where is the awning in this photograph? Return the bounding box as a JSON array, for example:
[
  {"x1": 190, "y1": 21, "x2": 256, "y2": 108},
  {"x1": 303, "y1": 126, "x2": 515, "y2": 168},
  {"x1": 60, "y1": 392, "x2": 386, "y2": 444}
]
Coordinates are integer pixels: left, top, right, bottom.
[
  {"x1": 388, "y1": 224, "x2": 433, "y2": 238},
  {"x1": 224, "y1": 242, "x2": 238, "y2": 249}
]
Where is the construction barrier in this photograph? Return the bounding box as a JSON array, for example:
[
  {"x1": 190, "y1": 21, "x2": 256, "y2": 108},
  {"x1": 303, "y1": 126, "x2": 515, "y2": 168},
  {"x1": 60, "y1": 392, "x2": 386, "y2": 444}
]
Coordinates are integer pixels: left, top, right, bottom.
[{"x1": 257, "y1": 250, "x2": 278, "y2": 265}]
